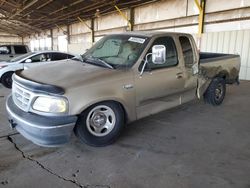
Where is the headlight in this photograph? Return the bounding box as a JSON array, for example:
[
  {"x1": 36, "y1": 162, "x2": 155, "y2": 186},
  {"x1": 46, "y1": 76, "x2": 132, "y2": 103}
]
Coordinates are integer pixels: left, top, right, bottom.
[{"x1": 32, "y1": 96, "x2": 68, "y2": 113}]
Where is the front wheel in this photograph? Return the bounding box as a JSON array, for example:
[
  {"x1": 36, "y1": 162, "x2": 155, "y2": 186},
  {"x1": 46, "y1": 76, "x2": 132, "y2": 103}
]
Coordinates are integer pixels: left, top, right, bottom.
[
  {"x1": 204, "y1": 77, "x2": 226, "y2": 105},
  {"x1": 74, "y1": 102, "x2": 125, "y2": 147},
  {"x1": 1, "y1": 72, "x2": 14, "y2": 89}
]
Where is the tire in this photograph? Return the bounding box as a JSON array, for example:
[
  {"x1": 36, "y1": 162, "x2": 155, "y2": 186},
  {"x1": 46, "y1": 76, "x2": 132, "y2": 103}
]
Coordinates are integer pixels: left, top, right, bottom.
[
  {"x1": 204, "y1": 77, "x2": 226, "y2": 106},
  {"x1": 1, "y1": 72, "x2": 14, "y2": 89},
  {"x1": 74, "y1": 102, "x2": 125, "y2": 147}
]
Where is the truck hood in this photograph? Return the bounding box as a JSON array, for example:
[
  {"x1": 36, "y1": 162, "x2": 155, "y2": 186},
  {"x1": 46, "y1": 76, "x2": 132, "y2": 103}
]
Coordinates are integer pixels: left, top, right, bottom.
[{"x1": 18, "y1": 60, "x2": 127, "y2": 90}]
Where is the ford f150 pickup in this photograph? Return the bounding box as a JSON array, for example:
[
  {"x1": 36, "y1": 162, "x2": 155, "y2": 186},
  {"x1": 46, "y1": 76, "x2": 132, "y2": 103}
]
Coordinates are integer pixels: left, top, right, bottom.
[{"x1": 6, "y1": 32, "x2": 241, "y2": 147}]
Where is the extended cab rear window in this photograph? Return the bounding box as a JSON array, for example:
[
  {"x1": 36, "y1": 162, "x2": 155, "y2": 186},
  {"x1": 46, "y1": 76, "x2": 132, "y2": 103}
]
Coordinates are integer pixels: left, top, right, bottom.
[
  {"x1": 14, "y1": 45, "x2": 27, "y2": 54},
  {"x1": 179, "y1": 36, "x2": 194, "y2": 68}
]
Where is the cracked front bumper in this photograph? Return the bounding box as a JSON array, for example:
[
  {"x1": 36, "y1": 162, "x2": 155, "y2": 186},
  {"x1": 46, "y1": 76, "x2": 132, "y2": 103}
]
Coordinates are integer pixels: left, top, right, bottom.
[{"x1": 6, "y1": 95, "x2": 78, "y2": 147}]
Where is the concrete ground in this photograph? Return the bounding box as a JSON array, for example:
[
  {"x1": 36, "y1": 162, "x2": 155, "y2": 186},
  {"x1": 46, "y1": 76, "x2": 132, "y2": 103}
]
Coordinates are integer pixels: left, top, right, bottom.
[{"x1": 0, "y1": 82, "x2": 250, "y2": 188}]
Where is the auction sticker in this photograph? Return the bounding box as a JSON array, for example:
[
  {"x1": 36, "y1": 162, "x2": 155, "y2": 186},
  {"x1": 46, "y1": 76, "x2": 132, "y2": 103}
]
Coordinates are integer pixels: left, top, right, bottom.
[{"x1": 128, "y1": 37, "x2": 146, "y2": 44}]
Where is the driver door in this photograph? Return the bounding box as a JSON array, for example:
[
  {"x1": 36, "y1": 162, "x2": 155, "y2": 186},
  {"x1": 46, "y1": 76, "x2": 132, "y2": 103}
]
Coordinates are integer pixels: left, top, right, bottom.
[
  {"x1": 24, "y1": 53, "x2": 51, "y2": 69},
  {"x1": 135, "y1": 36, "x2": 185, "y2": 119}
]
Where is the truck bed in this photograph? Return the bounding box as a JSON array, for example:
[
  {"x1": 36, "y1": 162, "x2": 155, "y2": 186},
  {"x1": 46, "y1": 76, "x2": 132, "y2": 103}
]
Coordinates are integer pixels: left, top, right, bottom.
[
  {"x1": 200, "y1": 52, "x2": 240, "y2": 64},
  {"x1": 199, "y1": 52, "x2": 240, "y2": 84}
]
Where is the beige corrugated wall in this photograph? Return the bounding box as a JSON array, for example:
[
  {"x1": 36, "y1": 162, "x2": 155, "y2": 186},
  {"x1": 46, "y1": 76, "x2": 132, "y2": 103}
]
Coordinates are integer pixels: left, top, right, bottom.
[{"x1": 200, "y1": 30, "x2": 250, "y2": 80}]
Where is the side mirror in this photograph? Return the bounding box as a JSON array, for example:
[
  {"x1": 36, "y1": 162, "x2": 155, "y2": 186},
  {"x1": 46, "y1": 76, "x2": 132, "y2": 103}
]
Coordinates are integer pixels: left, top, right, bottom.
[
  {"x1": 25, "y1": 59, "x2": 32, "y2": 63},
  {"x1": 152, "y1": 45, "x2": 166, "y2": 64},
  {"x1": 140, "y1": 45, "x2": 166, "y2": 76}
]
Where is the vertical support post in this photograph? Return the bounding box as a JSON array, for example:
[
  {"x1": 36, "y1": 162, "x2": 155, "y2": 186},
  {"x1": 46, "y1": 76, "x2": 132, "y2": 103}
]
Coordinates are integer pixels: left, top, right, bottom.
[
  {"x1": 78, "y1": 16, "x2": 94, "y2": 44},
  {"x1": 198, "y1": 0, "x2": 206, "y2": 35},
  {"x1": 115, "y1": 5, "x2": 132, "y2": 31},
  {"x1": 129, "y1": 7, "x2": 134, "y2": 31},
  {"x1": 50, "y1": 29, "x2": 53, "y2": 50},
  {"x1": 21, "y1": 37, "x2": 24, "y2": 45},
  {"x1": 67, "y1": 24, "x2": 70, "y2": 44},
  {"x1": 195, "y1": 0, "x2": 206, "y2": 50},
  {"x1": 91, "y1": 18, "x2": 95, "y2": 44}
]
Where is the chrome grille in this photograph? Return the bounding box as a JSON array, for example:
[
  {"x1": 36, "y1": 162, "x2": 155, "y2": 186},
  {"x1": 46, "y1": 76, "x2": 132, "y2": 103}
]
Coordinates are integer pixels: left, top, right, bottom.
[{"x1": 12, "y1": 82, "x2": 33, "y2": 111}]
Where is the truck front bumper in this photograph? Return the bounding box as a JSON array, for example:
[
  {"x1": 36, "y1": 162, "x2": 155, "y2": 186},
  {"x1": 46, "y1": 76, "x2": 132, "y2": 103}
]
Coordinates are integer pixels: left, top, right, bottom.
[{"x1": 6, "y1": 96, "x2": 78, "y2": 147}]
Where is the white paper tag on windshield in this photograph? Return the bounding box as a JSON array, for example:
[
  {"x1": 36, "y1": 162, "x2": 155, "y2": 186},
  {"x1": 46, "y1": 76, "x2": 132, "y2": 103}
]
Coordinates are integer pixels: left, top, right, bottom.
[{"x1": 128, "y1": 37, "x2": 145, "y2": 44}]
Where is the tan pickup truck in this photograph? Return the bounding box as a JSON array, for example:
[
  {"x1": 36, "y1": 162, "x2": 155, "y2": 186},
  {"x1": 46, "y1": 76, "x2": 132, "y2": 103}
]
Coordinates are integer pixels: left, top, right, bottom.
[{"x1": 6, "y1": 32, "x2": 240, "y2": 147}]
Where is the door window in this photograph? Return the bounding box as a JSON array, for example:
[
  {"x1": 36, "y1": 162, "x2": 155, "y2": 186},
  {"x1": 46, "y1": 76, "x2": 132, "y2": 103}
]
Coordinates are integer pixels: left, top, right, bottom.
[
  {"x1": 51, "y1": 53, "x2": 74, "y2": 61},
  {"x1": 29, "y1": 53, "x2": 51, "y2": 63},
  {"x1": 14, "y1": 46, "x2": 27, "y2": 54},
  {"x1": 179, "y1": 36, "x2": 194, "y2": 68},
  {"x1": 0, "y1": 46, "x2": 11, "y2": 54},
  {"x1": 142, "y1": 37, "x2": 178, "y2": 70}
]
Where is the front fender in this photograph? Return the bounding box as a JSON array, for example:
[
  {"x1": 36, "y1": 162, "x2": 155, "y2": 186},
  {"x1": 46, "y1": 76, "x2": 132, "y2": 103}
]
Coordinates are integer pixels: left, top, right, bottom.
[{"x1": 66, "y1": 82, "x2": 137, "y2": 123}]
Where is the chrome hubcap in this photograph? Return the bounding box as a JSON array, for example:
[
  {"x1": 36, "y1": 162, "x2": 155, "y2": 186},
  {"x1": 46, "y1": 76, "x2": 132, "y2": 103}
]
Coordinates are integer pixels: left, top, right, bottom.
[
  {"x1": 92, "y1": 113, "x2": 106, "y2": 127},
  {"x1": 86, "y1": 105, "x2": 116, "y2": 137},
  {"x1": 215, "y1": 83, "x2": 223, "y2": 100}
]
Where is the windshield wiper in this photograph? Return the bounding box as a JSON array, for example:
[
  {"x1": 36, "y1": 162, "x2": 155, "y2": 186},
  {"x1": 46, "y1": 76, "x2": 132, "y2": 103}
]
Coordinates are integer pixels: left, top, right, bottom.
[{"x1": 82, "y1": 56, "x2": 114, "y2": 69}]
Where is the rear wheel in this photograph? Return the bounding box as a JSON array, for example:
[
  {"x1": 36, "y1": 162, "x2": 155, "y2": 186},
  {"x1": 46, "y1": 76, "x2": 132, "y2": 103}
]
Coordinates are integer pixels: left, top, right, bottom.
[
  {"x1": 74, "y1": 102, "x2": 125, "y2": 147},
  {"x1": 204, "y1": 77, "x2": 226, "y2": 105},
  {"x1": 1, "y1": 72, "x2": 14, "y2": 89}
]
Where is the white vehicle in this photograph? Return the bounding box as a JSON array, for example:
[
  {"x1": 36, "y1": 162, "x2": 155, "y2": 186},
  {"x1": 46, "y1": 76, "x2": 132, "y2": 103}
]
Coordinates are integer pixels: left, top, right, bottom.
[
  {"x1": 0, "y1": 51, "x2": 76, "y2": 88},
  {"x1": 0, "y1": 45, "x2": 30, "y2": 62}
]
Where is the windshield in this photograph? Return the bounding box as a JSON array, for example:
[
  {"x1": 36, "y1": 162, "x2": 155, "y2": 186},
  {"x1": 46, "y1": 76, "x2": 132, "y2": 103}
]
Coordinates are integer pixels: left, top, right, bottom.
[
  {"x1": 82, "y1": 35, "x2": 149, "y2": 69},
  {"x1": 8, "y1": 52, "x2": 36, "y2": 62}
]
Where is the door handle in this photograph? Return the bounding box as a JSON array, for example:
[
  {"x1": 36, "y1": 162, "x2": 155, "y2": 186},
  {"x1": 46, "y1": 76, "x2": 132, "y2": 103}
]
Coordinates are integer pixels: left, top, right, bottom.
[
  {"x1": 176, "y1": 72, "x2": 183, "y2": 79},
  {"x1": 9, "y1": 55, "x2": 14, "y2": 58}
]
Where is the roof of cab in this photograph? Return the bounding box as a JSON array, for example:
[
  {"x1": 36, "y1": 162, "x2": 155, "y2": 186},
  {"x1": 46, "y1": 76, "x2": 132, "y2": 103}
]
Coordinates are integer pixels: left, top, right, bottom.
[{"x1": 109, "y1": 31, "x2": 191, "y2": 38}]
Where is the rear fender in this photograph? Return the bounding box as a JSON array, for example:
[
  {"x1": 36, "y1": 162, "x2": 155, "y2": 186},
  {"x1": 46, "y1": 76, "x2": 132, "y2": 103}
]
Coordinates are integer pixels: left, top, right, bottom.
[{"x1": 196, "y1": 66, "x2": 228, "y2": 99}]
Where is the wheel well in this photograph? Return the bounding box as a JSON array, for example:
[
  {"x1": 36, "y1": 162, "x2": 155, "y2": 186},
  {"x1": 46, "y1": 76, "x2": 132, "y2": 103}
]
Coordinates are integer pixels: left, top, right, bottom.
[
  {"x1": 216, "y1": 71, "x2": 229, "y2": 80},
  {"x1": 79, "y1": 100, "x2": 128, "y2": 124},
  {"x1": 111, "y1": 100, "x2": 128, "y2": 124},
  {"x1": 1, "y1": 71, "x2": 14, "y2": 82},
  {"x1": 1, "y1": 71, "x2": 14, "y2": 77}
]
